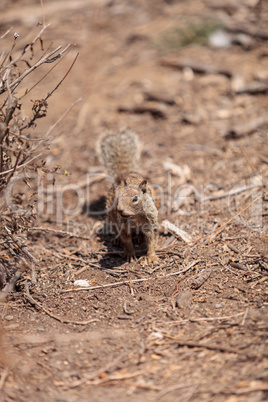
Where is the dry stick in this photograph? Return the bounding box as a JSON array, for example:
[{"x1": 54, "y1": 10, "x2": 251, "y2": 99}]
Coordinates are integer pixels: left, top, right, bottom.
[
  {"x1": 0, "y1": 152, "x2": 42, "y2": 176},
  {"x1": 61, "y1": 277, "x2": 152, "y2": 294},
  {"x1": 44, "y1": 52, "x2": 79, "y2": 102},
  {"x1": 6, "y1": 149, "x2": 22, "y2": 182},
  {"x1": 4, "y1": 44, "x2": 71, "y2": 94},
  {"x1": 144, "y1": 89, "x2": 175, "y2": 105},
  {"x1": 224, "y1": 384, "x2": 268, "y2": 395},
  {"x1": 4, "y1": 24, "x2": 51, "y2": 71},
  {"x1": 162, "y1": 219, "x2": 192, "y2": 243},
  {"x1": 160, "y1": 58, "x2": 233, "y2": 78},
  {"x1": 0, "y1": 27, "x2": 13, "y2": 40},
  {"x1": 118, "y1": 104, "x2": 167, "y2": 119},
  {"x1": 61, "y1": 261, "x2": 199, "y2": 294},
  {"x1": 155, "y1": 383, "x2": 198, "y2": 401},
  {"x1": 234, "y1": 81, "x2": 268, "y2": 95},
  {"x1": 188, "y1": 312, "x2": 244, "y2": 323},
  {"x1": 168, "y1": 338, "x2": 250, "y2": 357},
  {"x1": 57, "y1": 253, "x2": 102, "y2": 269},
  {"x1": 88, "y1": 376, "x2": 156, "y2": 389},
  {"x1": 223, "y1": 114, "x2": 268, "y2": 139},
  {"x1": 165, "y1": 260, "x2": 200, "y2": 277},
  {"x1": 251, "y1": 276, "x2": 268, "y2": 288},
  {"x1": 191, "y1": 268, "x2": 212, "y2": 289},
  {"x1": 240, "y1": 308, "x2": 249, "y2": 326},
  {"x1": 29, "y1": 226, "x2": 91, "y2": 241},
  {"x1": 93, "y1": 380, "x2": 160, "y2": 391},
  {"x1": 40, "y1": 0, "x2": 46, "y2": 26},
  {"x1": 24, "y1": 289, "x2": 98, "y2": 326},
  {"x1": 19, "y1": 51, "x2": 66, "y2": 100}
]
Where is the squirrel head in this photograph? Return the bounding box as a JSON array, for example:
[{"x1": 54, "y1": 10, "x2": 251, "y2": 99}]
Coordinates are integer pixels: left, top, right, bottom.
[{"x1": 116, "y1": 180, "x2": 149, "y2": 217}]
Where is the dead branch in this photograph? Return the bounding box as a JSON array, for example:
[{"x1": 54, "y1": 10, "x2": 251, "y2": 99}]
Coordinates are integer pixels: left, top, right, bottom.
[
  {"x1": 0, "y1": 28, "x2": 13, "y2": 40},
  {"x1": 0, "y1": 44, "x2": 71, "y2": 95},
  {"x1": 118, "y1": 102, "x2": 167, "y2": 119},
  {"x1": 44, "y1": 52, "x2": 79, "y2": 102},
  {"x1": 61, "y1": 277, "x2": 153, "y2": 293},
  {"x1": 60, "y1": 261, "x2": 200, "y2": 294},
  {"x1": 167, "y1": 337, "x2": 254, "y2": 357},
  {"x1": 160, "y1": 58, "x2": 233, "y2": 78},
  {"x1": 143, "y1": 90, "x2": 175, "y2": 105},
  {"x1": 24, "y1": 286, "x2": 99, "y2": 325},
  {"x1": 223, "y1": 114, "x2": 268, "y2": 139},
  {"x1": 234, "y1": 80, "x2": 268, "y2": 95},
  {"x1": 0, "y1": 153, "x2": 42, "y2": 176},
  {"x1": 3, "y1": 24, "x2": 51, "y2": 71},
  {"x1": 191, "y1": 268, "x2": 212, "y2": 289},
  {"x1": 0, "y1": 26, "x2": 77, "y2": 296},
  {"x1": 162, "y1": 219, "x2": 193, "y2": 243},
  {"x1": 166, "y1": 260, "x2": 200, "y2": 277},
  {"x1": 155, "y1": 383, "x2": 198, "y2": 401},
  {"x1": 29, "y1": 226, "x2": 91, "y2": 240}
]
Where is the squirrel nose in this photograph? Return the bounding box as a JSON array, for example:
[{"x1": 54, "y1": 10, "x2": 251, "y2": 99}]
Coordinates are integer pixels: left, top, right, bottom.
[{"x1": 117, "y1": 203, "x2": 123, "y2": 213}]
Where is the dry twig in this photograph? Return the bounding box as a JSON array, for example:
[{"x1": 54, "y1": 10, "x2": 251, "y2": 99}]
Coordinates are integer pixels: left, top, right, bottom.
[
  {"x1": 191, "y1": 268, "x2": 212, "y2": 289},
  {"x1": 224, "y1": 114, "x2": 268, "y2": 139},
  {"x1": 161, "y1": 58, "x2": 233, "y2": 78},
  {"x1": 24, "y1": 288, "x2": 99, "y2": 325}
]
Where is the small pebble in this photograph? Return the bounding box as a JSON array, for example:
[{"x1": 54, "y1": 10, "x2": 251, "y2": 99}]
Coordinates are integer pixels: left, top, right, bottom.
[
  {"x1": 74, "y1": 279, "x2": 90, "y2": 287},
  {"x1": 215, "y1": 304, "x2": 222, "y2": 309},
  {"x1": 209, "y1": 30, "x2": 231, "y2": 48},
  {"x1": 4, "y1": 315, "x2": 14, "y2": 321}
]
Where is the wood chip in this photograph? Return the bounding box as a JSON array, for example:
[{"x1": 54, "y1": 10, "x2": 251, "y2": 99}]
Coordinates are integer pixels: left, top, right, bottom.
[
  {"x1": 191, "y1": 268, "x2": 212, "y2": 289},
  {"x1": 162, "y1": 220, "x2": 193, "y2": 243}
]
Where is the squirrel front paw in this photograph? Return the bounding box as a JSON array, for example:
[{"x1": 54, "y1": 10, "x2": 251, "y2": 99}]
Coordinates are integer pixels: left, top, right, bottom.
[
  {"x1": 147, "y1": 252, "x2": 157, "y2": 264},
  {"x1": 124, "y1": 249, "x2": 137, "y2": 262}
]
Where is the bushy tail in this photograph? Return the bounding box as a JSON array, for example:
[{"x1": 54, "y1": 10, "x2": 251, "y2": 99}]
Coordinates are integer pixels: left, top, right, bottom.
[{"x1": 97, "y1": 128, "x2": 140, "y2": 177}]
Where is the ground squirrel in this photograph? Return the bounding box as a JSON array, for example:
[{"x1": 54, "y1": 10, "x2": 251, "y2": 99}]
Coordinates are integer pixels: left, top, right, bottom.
[{"x1": 97, "y1": 128, "x2": 159, "y2": 263}]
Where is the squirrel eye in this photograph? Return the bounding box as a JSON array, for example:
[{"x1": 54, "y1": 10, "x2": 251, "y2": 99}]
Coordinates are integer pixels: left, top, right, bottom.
[{"x1": 132, "y1": 195, "x2": 138, "y2": 203}]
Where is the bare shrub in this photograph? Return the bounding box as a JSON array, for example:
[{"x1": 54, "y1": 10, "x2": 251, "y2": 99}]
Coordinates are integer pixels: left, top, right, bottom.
[{"x1": 0, "y1": 25, "x2": 75, "y2": 292}]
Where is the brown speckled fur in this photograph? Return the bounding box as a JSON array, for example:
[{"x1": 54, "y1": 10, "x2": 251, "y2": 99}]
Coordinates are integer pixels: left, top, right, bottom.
[{"x1": 97, "y1": 130, "x2": 159, "y2": 263}]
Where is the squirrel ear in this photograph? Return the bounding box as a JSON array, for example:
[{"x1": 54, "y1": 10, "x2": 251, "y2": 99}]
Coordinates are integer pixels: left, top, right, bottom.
[{"x1": 139, "y1": 180, "x2": 147, "y2": 193}]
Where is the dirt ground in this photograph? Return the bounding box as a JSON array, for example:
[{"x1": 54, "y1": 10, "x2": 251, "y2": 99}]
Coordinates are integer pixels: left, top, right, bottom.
[{"x1": 0, "y1": 0, "x2": 268, "y2": 401}]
